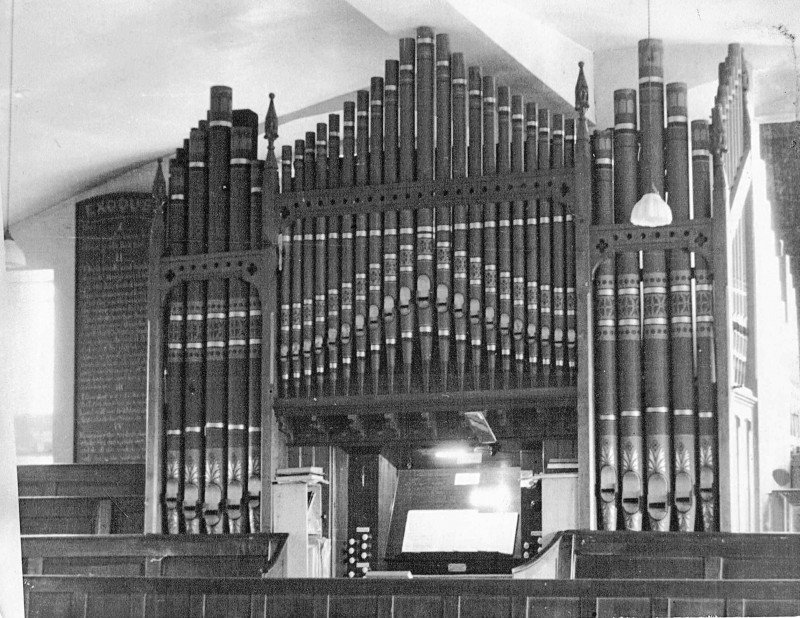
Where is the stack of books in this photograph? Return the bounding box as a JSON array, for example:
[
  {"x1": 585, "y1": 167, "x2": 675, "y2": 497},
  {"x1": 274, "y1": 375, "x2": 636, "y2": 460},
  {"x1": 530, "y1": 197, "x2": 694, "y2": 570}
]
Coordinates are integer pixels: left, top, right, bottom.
[{"x1": 275, "y1": 466, "x2": 327, "y2": 484}]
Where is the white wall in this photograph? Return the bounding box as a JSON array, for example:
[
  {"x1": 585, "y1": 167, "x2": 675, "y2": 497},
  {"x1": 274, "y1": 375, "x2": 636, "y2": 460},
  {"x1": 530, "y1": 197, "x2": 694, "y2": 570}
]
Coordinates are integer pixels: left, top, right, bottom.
[
  {"x1": 751, "y1": 124, "x2": 800, "y2": 530},
  {"x1": 13, "y1": 160, "x2": 161, "y2": 462}
]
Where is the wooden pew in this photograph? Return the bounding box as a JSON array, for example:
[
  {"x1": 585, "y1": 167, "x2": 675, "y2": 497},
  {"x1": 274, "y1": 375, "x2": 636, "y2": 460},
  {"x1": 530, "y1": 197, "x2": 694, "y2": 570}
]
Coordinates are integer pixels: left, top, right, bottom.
[
  {"x1": 513, "y1": 530, "x2": 800, "y2": 580},
  {"x1": 17, "y1": 464, "x2": 145, "y2": 497},
  {"x1": 21, "y1": 533, "x2": 288, "y2": 578},
  {"x1": 23, "y1": 575, "x2": 800, "y2": 617},
  {"x1": 19, "y1": 496, "x2": 143, "y2": 535}
]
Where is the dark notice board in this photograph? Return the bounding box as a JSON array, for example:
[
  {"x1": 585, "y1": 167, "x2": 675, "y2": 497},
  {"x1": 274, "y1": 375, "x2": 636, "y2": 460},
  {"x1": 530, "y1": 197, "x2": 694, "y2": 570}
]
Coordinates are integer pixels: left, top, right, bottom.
[
  {"x1": 386, "y1": 467, "x2": 521, "y2": 558},
  {"x1": 74, "y1": 192, "x2": 154, "y2": 463}
]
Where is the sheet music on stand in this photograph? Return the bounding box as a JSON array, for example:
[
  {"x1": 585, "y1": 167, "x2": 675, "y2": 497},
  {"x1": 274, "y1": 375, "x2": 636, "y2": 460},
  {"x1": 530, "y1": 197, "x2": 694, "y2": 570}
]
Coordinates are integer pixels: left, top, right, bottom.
[{"x1": 401, "y1": 509, "x2": 518, "y2": 554}]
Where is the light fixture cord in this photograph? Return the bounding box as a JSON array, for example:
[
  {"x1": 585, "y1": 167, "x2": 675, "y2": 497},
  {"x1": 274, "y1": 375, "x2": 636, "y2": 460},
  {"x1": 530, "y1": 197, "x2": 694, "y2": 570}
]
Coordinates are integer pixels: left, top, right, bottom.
[
  {"x1": 647, "y1": 0, "x2": 651, "y2": 40},
  {"x1": 4, "y1": 0, "x2": 16, "y2": 234}
]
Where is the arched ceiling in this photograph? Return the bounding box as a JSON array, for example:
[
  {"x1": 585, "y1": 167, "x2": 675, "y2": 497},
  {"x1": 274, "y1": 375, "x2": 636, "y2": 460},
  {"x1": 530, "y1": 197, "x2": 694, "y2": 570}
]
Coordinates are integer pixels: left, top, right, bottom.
[{"x1": 1, "y1": 0, "x2": 797, "y2": 227}]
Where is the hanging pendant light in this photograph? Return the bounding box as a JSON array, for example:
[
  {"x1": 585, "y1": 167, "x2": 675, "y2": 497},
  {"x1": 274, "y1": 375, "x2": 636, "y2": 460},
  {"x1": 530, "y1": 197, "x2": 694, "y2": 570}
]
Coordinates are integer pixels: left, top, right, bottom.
[
  {"x1": 630, "y1": 0, "x2": 673, "y2": 228},
  {"x1": 630, "y1": 183, "x2": 673, "y2": 227}
]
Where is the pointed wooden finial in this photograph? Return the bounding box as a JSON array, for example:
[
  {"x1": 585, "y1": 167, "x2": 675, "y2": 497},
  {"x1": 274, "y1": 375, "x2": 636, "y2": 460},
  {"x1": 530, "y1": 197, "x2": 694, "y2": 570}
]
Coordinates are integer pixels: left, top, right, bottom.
[
  {"x1": 264, "y1": 93, "x2": 279, "y2": 171},
  {"x1": 575, "y1": 61, "x2": 589, "y2": 118},
  {"x1": 152, "y1": 158, "x2": 167, "y2": 212}
]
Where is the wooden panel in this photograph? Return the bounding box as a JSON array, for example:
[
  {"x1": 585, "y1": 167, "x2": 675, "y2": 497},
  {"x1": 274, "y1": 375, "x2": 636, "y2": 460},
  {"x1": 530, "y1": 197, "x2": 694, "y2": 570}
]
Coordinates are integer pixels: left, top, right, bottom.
[
  {"x1": 575, "y1": 555, "x2": 704, "y2": 579},
  {"x1": 204, "y1": 594, "x2": 252, "y2": 618},
  {"x1": 86, "y1": 594, "x2": 134, "y2": 618},
  {"x1": 743, "y1": 599, "x2": 800, "y2": 616},
  {"x1": 459, "y1": 595, "x2": 511, "y2": 618},
  {"x1": 595, "y1": 597, "x2": 651, "y2": 618},
  {"x1": 264, "y1": 594, "x2": 323, "y2": 618},
  {"x1": 17, "y1": 464, "x2": 145, "y2": 497},
  {"x1": 43, "y1": 557, "x2": 143, "y2": 577},
  {"x1": 526, "y1": 597, "x2": 580, "y2": 618},
  {"x1": 393, "y1": 594, "x2": 443, "y2": 618},
  {"x1": 19, "y1": 496, "x2": 144, "y2": 535},
  {"x1": 26, "y1": 592, "x2": 75, "y2": 618},
  {"x1": 153, "y1": 594, "x2": 190, "y2": 618},
  {"x1": 161, "y1": 555, "x2": 275, "y2": 578},
  {"x1": 328, "y1": 595, "x2": 378, "y2": 618},
  {"x1": 669, "y1": 598, "x2": 725, "y2": 617},
  {"x1": 724, "y1": 559, "x2": 800, "y2": 580}
]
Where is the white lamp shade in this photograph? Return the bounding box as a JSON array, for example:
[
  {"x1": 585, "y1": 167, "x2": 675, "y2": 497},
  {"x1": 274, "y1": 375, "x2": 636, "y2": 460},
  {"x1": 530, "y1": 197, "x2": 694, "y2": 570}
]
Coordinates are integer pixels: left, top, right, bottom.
[{"x1": 630, "y1": 191, "x2": 673, "y2": 227}]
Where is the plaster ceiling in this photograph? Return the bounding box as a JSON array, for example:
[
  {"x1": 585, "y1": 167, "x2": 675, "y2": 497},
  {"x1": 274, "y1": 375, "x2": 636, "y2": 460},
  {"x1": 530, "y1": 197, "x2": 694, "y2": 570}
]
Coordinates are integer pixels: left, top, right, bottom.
[{"x1": 1, "y1": 0, "x2": 797, "y2": 228}]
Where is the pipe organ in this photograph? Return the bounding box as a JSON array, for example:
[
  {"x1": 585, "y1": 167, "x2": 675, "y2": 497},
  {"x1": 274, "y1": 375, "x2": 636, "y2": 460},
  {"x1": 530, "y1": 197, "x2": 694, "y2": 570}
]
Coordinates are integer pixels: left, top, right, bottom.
[{"x1": 145, "y1": 28, "x2": 750, "y2": 550}]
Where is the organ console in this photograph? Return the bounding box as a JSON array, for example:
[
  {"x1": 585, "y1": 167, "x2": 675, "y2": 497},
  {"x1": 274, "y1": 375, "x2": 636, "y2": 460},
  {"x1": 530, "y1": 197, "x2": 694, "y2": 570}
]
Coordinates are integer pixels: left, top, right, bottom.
[{"x1": 145, "y1": 28, "x2": 750, "y2": 567}]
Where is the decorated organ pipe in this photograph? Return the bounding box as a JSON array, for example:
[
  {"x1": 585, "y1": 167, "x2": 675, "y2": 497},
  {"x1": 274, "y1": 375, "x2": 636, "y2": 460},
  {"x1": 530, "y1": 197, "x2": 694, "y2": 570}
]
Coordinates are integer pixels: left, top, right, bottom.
[
  {"x1": 564, "y1": 118, "x2": 577, "y2": 375},
  {"x1": 467, "y1": 66, "x2": 484, "y2": 389},
  {"x1": 383, "y1": 62, "x2": 399, "y2": 393},
  {"x1": 551, "y1": 113, "x2": 566, "y2": 379},
  {"x1": 291, "y1": 139, "x2": 305, "y2": 397},
  {"x1": 638, "y1": 39, "x2": 672, "y2": 532},
  {"x1": 248, "y1": 157, "x2": 265, "y2": 532},
  {"x1": 482, "y1": 75, "x2": 498, "y2": 391},
  {"x1": 593, "y1": 129, "x2": 618, "y2": 531},
  {"x1": 451, "y1": 53, "x2": 468, "y2": 391},
  {"x1": 302, "y1": 132, "x2": 316, "y2": 397},
  {"x1": 525, "y1": 103, "x2": 539, "y2": 381},
  {"x1": 203, "y1": 86, "x2": 233, "y2": 534},
  {"x1": 665, "y1": 82, "x2": 696, "y2": 531},
  {"x1": 497, "y1": 86, "x2": 512, "y2": 389},
  {"x1": 511, "y1": 95, "x2": 526, "y2": 385},
  {"x1": 164, "y1": 148, "x2": 187, "y2": 534},
  {"x1": 327, "y1": 114, "x2": 342, "y2": 394},
  {"x1": 354, "y1": 91, "x2": 369, "y2": 395},
  {"x1": 614, "y1": 87, "x2": 644, "y2": 531},
  {"x1": 315, "y1": 123, "x2": 329, "y2": 394},
  {"x1": 369, "y1": 78, "x2": 384, "y2": 395},
  {"x1": 398, "y1": 37, "x2": 416, "y2": 393},
  {"x1": 340, "y1": 102, "x2": 356, "y2": 395},
  {"x1": 435, "y1": 33, "x2": 452, "y2": 388},
  {"x1": 537, "y1": 108, "x2": 552, "y2": 380},
  {"x1": 226, "y1": 109, "x2": 258, "y2": 532},
  {"x1": 183, "y1": 123, "x2": 208, "y2": 534},
  {"x1": 693, "y1": 118, "x2": 716, "y2": 531},
  {"x1": 279, "y1": 146, "x2": 293, "y2": 397},
  {"x1": 416, "y1": 27, "x2": 435, "y2": 392}
]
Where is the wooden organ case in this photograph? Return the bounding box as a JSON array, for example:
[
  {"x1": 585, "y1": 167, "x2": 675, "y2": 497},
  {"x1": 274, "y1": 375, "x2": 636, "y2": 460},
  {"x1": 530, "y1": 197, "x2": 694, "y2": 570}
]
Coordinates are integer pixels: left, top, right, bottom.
[{"x1": 143, "y1": 29, "x2": 748, "y2": 574}]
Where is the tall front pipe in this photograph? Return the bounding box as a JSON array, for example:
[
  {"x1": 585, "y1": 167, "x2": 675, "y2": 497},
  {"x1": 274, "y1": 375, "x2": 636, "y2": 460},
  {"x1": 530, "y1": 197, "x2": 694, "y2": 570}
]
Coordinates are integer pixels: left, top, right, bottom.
[
  {"x1": 327, "y1": 115, "x2": 341, "y2": 394},
  {"x1": 614, "y1": 88, "x2": 644, "y2": 531},
  {"x1": 639, "y1": 39, "x2": 672, "y2": 531},
  {"x1": 369, "y1": 78, "x2": 385, "y2": 394},
  {"x1": 383, "y1": 61, "x2": 400, "y2": 393},
  {"x1": 340, "y1": 102, "x2": 356, "y2": 395},
  {"x1": 467, "y1": 66, "x2": 483, "y2": 389},
  {"x1": 291, "y1": 140, "x2": 305, "y2": 397},
  {"x1": 593, "y1": 129, "x2": 618, "y2": 530},
  {"x1": 398, "y1": 37, "x2": 416, "y2": 392},
  {"x1": 451, "y1": 53, "x2": 469, "y2": 390},
  {"x1": 694, "y1": 118, "x2": 717, "y2": 531},
  {"x1": 416, "y1": 27, "x2": 435, "y2": 391},
  {"x1": 497, "y1": 86, "x2": 513, "y2": 389},
  {"x1": 354, "y1": 92, "x2": 370, "y2": 395},
  {"x1": 537, "y1": 108, "x2": 552, "y2": 381},
  {"x1": 302, "y1": 132, "x2": 316, "y2": 397},
  {"x1": 551, "y1": 113, "x2": 566, "y2": 380},
  {"x1": 279, "y1": 147, "x2": 292, "y2": 397},
  {"x1": 313, "y1": 124, "x2": 329, "y2": 395},
  {"x1": 525, "y1": 103, "x2": 539, "y2": 382},
  {"x1": 564, "y1": 118, "x2": 578, "y2": 376},
  {"x1": 666, "y1": 82, "x2": 696, "y2": 531},
  {"x1": 435, "y1": 33, "x2": 453, "y2": 390},
  {"x1": 183, "y1": 124, "x2": 208, "y2": 534},
  {"x1": 511, "y1": 95, "x2": 526, "y2": 385},
  {"x1": 165, "y1": 149, "x2": 187, "y2": 533},
  {"x1": 226, "y1": 109, "x2": 257, "y2": 532},
  {"x1": 482, "y1": 75, "x2": 498, "y2": 390}
]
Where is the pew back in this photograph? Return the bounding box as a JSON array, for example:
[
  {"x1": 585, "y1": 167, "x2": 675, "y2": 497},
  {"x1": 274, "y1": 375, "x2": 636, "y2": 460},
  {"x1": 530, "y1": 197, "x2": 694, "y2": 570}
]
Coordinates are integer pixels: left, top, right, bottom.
[
  {"x1": 17, "y1": 464, "x2": 145, "y2": 497},
  {"x1": 21, "y1": 533, "x2": 288, "y2": 578},
  {"x1": 23, "y1": 575, "x2": 800, "y2": 618},
  {"x1": 19, "y1": 496, "x2": 144, "y2": 535}
]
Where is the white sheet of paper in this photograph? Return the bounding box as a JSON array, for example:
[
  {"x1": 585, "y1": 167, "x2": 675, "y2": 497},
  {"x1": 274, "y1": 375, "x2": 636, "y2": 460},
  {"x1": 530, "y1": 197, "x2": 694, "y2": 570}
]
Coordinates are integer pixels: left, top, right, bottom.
[{"x1": 401, "y1": 509, "x2": 518, "y2": 554}]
